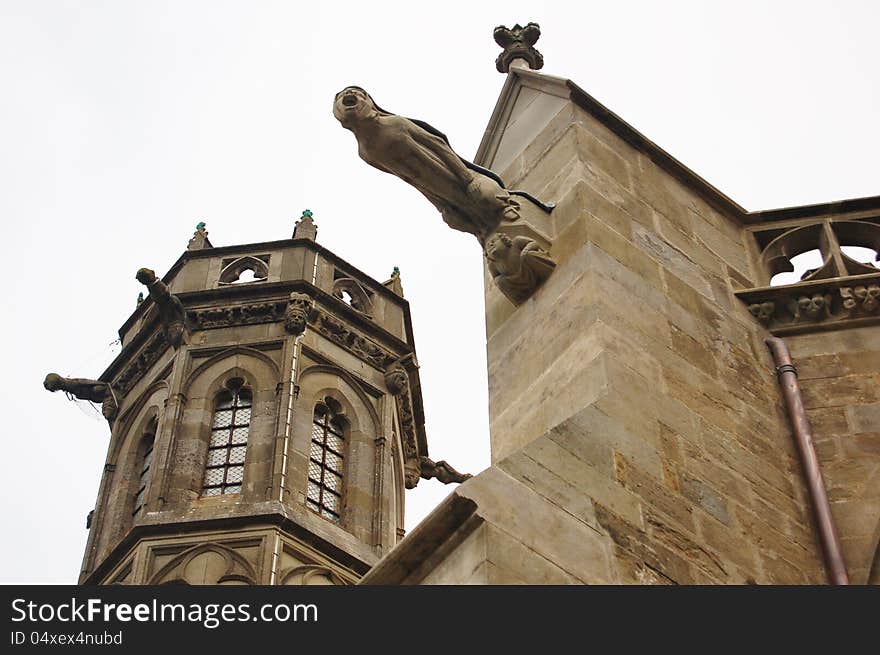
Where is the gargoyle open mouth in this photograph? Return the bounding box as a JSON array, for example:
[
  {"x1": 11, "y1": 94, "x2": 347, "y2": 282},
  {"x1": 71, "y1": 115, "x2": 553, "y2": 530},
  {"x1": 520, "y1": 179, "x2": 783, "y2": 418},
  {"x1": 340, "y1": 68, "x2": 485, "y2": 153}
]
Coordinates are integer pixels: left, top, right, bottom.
[{"x1": 341, "y1": 94, "x2": 358, "y2": 107}]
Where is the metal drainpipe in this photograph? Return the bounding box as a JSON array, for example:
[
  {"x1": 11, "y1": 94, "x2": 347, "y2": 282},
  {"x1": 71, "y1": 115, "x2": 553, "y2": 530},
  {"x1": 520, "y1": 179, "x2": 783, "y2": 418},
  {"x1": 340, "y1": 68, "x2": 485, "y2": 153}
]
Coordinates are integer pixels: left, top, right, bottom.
[{"x1": 765, "y1": 336, "x2": 849, "y2": 585}]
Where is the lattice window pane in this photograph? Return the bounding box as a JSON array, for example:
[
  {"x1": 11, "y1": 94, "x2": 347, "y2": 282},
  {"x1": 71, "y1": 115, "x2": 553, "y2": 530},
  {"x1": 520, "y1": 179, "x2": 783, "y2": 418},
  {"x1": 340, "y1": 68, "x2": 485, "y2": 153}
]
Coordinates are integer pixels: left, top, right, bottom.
[
  {"x1": 212, "y1": 409, "x2": 234, "y2": 428},
  {"x1": 234, "y1": 407, "x2": 252, "y2": 425},
  {"x1": 311, "y1": 424, "x2": 325, "y2": 443},
  {"x1": 306, "y1": 403, "x2": 347, "y2": 522},
  {"x1": 323, "y1": 472, "x2": 342, "y2": 493},
  {"x1": 228, "y1": 446, "x2": 247, "y2": 464},
  {"x1": 324, "y1": 451, "x2": 342, "y2": 473},
  {"x1": 224, "y1": 485, "x2": 241, "y2": 495},
  {"x1": 226, "y1": 465, "x2": 244, "y2": 483},
  {"x1": 231, "y1": 427, "x2": 249, "y2": 444},
  {"x1": 204, "y1": 467, "x2": 225, "y2": 486},
  {"x1": 326, "y1": 434, "x2": 344, "y2": 454},
  {"x1": 207, "y1": 449, "x2": 227, "y2": 467},
  {"x1": 209, "y1": 430, "x2": 229, "y2": 447},
  {"x1": 202, "y1": 486, "x2": 221, "y2": 496},
  {"x1": 309, "y1": 442, "x2": 323, "y2": 462}
]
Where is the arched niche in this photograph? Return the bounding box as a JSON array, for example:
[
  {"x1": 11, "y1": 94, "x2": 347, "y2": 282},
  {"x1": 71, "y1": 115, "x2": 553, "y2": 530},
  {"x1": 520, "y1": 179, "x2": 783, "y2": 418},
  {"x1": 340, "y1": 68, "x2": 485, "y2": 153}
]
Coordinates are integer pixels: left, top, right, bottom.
[
  {"x1": 279, "y1": 564, "x2": 346, "y2": 586},
  {"x1": 173, "y1": 347, "x2": 280, "y2": 502},
  {"x1": 218, "y1": 255, "x2": 269, "y2": 285},
  {"x1": 149, "y1": 542, "x2": 257, "y2": 585},
  {"x1": 97, "y1": 387, "x2": 166, "y2": 559},
  {"x1": 332, "y1": 277, "x2": 373, "y2": 316},
  {"x1": 290, "y1": 365, "x2": 381, "y2": 541}
]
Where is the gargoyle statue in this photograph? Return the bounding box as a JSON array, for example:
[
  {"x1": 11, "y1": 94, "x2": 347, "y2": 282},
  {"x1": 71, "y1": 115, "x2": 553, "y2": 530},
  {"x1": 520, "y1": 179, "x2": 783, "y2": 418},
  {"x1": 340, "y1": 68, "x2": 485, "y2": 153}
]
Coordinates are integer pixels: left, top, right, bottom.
[
  {"x1": 43, "y1": 373, "x2": 118, "y2": 424},
  {"x1": 333, "y1": 86, "x2": 550, "y2": 242},
  {"x1": 484, "y1": 232, "x2": 556, "y2": 305},
  {"x1": 136, "y1": 268, "x2": 187, "y2": 347},
  {"x1": 334, "y1": 86, "x2": 556, "y2": 305},
  {"x1": 420, "y1": 457, "x2": 472, "y2": 485}
]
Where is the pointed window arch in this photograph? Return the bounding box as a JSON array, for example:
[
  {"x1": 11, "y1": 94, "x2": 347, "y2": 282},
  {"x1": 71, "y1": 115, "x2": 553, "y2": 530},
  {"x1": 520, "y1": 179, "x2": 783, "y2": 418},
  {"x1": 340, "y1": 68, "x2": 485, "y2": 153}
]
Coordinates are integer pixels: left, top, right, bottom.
[
  {"x1": 202, "y1": 379, "x2": 251, "y2": 496},
  {"x1": 132, "y1": 419, "x2": 157, "y2": 516},
  {"x1": 307, "y1": 399, "x2": 346, "y2": 522}
]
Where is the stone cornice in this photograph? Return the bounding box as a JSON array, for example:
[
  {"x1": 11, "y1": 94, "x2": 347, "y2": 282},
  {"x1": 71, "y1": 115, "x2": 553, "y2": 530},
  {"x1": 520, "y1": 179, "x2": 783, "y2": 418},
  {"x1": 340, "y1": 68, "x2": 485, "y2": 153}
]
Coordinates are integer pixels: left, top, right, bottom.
[
  {"x1": 119, "y1": 239, "x2": 412, "y2": 339},
  {"x1": 103, "y1": 280, "x2": 412, "y2": 384},
  {"x1": 81, "y1": 507, "x2": 376, "y2": 585}
]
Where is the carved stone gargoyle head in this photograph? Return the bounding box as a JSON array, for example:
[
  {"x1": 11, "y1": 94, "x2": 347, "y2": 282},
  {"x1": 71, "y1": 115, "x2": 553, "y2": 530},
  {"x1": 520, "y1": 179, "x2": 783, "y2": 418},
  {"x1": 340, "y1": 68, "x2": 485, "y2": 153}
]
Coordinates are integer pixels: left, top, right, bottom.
[
  {"x1": 333, "y1": 86, "x2": 382, "y2": 130},
  {"x1": 285, "y1": 292, "x2": 315, "y2": 336},
  {"x1": 136, "y1": 267, "x2": 187, "y2": 347},
  {"x1": 384, "y1": 366, "x2": 409, "y2": 396}
]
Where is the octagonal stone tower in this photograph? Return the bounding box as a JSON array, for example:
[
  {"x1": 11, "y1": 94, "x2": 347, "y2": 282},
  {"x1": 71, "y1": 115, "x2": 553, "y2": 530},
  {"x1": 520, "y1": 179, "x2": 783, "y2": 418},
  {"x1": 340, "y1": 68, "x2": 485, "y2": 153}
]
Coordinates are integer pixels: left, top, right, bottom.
[{"x1": 70, "y1": 214, "x2": 431, "y2": 585}]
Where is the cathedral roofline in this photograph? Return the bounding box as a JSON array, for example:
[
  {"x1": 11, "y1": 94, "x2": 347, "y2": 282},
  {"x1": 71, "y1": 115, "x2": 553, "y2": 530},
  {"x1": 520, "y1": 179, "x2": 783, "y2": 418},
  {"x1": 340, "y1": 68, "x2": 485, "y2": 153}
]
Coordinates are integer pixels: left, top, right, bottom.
[
  {"x1": 475, "y1": 67, "x2": 880, "y2": 226},
  {"x1": 117, "y1": 237, "x2": 416, "y2": 347}
]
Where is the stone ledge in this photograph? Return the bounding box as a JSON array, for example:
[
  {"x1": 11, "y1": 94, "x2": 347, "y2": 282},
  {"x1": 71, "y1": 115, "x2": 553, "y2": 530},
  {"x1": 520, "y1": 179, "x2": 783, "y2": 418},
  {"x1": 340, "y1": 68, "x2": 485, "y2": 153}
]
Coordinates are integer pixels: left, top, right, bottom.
[{"x1": 736, "y1": 272, "x2": 880, "y2": 335}]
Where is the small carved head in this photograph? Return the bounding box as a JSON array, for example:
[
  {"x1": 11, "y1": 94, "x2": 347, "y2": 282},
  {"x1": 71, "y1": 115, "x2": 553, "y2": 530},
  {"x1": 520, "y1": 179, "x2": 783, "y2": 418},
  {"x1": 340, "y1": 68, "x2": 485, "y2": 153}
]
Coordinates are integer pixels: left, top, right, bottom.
[
  {"x1": 384, "y1": 367, "x2": 409, "y2": 396},
  {"x1": 333, "y1": 86, "x2": 380, "y2": 129},
  {"x1": 136, "y1": 268, "x2": 158, "y2": 286},
  {"x1": 798, "y1": 293, "x2": 830, "y2": 319},
  {"x1": 404, "y1": 463, "x2": 421, "y2": 489},
  {"x1": 748, "y1": 301, "x2": 775, "y2": 324},
  {"x1": 285, "y1": 292, "x2": 314, "y2": 335},
  {"x1": 484, "y1": 232, "x2": 512, "y2": 261},
  {"x1": 43, "y1": 373, "x2": 63, "y2": 392},
  {"x1": 855, "y1": 284, "x2": 880, "y2": 312}
]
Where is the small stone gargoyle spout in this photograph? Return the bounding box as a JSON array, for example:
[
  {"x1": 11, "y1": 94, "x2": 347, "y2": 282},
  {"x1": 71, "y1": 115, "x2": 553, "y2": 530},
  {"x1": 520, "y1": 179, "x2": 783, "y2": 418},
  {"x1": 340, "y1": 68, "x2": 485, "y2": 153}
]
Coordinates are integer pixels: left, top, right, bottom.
[
  {"x1": 136, "y1": 268, "x2": 187, "y2": 347},
  {"x1": 419, "y1": 457, "x2": 472, "y2": 485},
  {"x1": 333, "y1": 86, "x2": 556, "y2": 305},
  {"x1": 43, "y1": 373, "x2": 118, "y2": 424}
]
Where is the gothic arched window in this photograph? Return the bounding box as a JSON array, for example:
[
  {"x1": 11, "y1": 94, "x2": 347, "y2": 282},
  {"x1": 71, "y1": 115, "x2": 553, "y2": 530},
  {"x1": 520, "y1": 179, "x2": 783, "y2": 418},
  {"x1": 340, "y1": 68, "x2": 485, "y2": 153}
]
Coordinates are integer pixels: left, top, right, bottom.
[
  {"x1": 202, "y1": 380, "x2": 252, "y2": 496},
  {"x1": 307, "y1": 401, "x2": 346, "y2": 522},
  {"x1": 132, "y1": 422, "x2": 156, "y2": 516}
]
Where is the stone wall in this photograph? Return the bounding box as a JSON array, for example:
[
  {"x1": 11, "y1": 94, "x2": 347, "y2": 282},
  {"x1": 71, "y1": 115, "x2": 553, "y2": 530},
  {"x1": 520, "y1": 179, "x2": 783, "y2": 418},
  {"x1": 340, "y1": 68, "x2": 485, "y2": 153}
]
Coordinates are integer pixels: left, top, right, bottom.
[
  {"x1": 479, "y1": 95, "x2": 826, "y2": 583},
  {"x1": 365, "y1": 74, "x2": 862, "y2": 584},
  {"x1": 788, "y1": 326, "x2": 880, "y2": 583}
]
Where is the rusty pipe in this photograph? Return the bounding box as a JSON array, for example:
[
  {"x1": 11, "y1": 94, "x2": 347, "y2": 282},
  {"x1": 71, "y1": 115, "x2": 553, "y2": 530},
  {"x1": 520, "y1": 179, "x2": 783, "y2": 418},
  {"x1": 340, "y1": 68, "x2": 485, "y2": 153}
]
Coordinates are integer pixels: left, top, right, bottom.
[{"x1": 765, "y1": 336, "x2": 849, "y2": 585}]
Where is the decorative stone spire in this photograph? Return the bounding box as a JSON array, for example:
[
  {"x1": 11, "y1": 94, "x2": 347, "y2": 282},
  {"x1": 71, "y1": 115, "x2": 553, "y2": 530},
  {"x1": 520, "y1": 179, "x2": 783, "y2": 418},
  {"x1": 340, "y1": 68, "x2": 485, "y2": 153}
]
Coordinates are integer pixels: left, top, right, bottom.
[
  {"x1": 187, "y1": 221, "x2": 212, "y2": 250},
  {"x1": 293, "y1": 209, "x2": 318, "y2": 240},
  {"x1": 493, "y1": 22, "x2": 544, "y2": 73}
]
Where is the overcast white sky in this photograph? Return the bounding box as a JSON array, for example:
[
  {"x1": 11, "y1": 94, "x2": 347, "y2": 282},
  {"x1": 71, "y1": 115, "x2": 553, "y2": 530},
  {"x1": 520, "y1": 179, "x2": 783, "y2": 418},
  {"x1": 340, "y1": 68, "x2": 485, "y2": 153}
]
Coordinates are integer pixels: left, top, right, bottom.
[{"x1": 1, "y1": 1, "x2": 877, "y2": 584}]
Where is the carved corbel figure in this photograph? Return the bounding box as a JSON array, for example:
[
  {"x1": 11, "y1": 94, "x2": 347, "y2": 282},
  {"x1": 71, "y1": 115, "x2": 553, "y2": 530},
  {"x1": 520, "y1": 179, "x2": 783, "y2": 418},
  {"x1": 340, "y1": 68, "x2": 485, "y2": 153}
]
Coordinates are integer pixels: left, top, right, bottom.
[
  {"x1": 841, "y1": 284, "x2": 880, "y2": 314},
  {"x1": 748, "y1": 301, "x2": 775, "y2": 325},
  {"x1": 136, "y1": 268, "x2": 187, "y2": 347},
  {"x1": 484, "y1": 231, "x2": 556, "y2": 305},
  {"x1": 285, "y1": 292, "x2": 315, "y2": 335},
  {"x1": 43, "y1": 373, "x2": 118, "y2": 424},
  {"x1": 788, "y1": 293, "x2": 833, "y2": 321},
  {"x1": 419, "y1": 457, "x2": 472, "y2": 485},
  {"x1": 384, "y1": 366, "x2": 409, "y2": 395}
]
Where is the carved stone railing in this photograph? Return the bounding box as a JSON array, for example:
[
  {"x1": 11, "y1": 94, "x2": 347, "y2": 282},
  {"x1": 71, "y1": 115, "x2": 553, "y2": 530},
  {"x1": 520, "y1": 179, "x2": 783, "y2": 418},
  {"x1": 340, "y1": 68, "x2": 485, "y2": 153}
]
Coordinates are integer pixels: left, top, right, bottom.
[{"x1": 735, "y1": 272, "x2": 880, "y2": 335}]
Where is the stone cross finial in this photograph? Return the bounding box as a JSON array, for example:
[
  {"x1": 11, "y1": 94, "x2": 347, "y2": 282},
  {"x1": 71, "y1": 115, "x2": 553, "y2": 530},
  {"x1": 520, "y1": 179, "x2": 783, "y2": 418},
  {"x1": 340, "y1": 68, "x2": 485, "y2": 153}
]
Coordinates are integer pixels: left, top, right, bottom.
[
  {"x1": 293, "y1": 209, "x2": 318, "y2": 240},
  {"x1": 493, "y1": 22, "x2": 544, "y2": 73}
]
